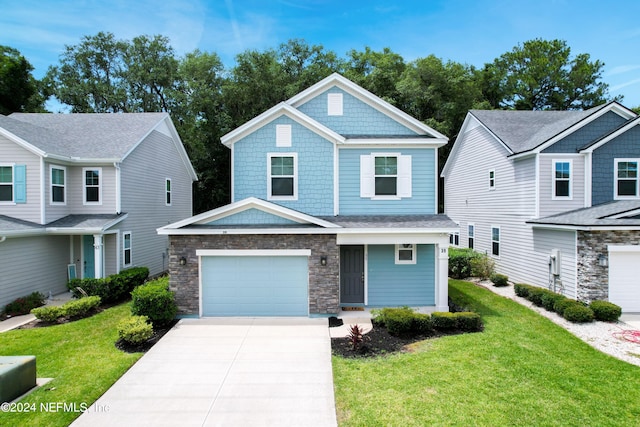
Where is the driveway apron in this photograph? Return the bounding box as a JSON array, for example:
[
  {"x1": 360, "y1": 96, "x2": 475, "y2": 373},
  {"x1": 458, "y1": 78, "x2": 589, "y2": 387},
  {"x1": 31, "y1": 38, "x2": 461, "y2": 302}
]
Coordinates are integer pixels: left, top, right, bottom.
[{"x1": 71, "y1": 318, "x2": 337, "y2": 427}]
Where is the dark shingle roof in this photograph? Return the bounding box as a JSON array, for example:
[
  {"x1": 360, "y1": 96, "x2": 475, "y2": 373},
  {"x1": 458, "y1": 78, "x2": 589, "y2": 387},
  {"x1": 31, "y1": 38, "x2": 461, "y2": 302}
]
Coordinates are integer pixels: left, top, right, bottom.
[
  {"x1": 527, "y1": 200, "x2": 640, "y2": 228},
  {"x1": 319, "y1": 214, "x2": 458, "y2": 229},
  {"x1": 0, "y1": 215, "x2": 44, "y2": 233},
  {"x1": 6, "y1": 113, "x2": 167, "y2": 159}
]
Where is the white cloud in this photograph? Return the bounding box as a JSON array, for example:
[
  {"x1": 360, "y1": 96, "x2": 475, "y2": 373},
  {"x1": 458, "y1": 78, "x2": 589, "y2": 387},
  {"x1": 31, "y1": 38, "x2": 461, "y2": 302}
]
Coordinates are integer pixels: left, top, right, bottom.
[{"x1": 607, "y1": 65, "x2": 640, "y2": 76}]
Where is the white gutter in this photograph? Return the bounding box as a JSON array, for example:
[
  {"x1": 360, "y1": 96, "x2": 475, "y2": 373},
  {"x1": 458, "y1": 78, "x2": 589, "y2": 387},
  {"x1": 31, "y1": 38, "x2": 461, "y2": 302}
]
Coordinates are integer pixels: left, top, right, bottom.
[
  {"x1": 40, "y1": 157, "x2": 46, "y2": 224},
  {"x1": 114, "y1": 162, "x2": 121, "y2": 214}
]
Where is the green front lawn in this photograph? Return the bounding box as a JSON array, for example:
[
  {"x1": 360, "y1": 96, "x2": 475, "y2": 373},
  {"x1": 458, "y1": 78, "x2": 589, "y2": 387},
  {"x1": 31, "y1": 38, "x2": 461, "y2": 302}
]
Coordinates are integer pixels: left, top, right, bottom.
[
  {"x1": 333, "y1": 280, "x2": 640, "y2": 426},
  {"x1": 0, "y1": 302, "x2": 142, "y2": 427}
]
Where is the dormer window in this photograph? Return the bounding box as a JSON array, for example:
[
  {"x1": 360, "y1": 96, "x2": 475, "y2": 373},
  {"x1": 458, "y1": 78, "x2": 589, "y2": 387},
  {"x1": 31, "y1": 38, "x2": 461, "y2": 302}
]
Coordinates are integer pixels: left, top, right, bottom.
[{"x1": 615, "y1": 159, "x2": 639, "y2": 199}]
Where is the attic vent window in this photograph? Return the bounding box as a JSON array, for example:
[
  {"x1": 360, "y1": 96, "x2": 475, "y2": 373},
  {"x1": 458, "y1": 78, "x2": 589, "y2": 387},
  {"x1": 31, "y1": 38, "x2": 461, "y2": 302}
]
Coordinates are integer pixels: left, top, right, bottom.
[
  {"x1": 276, "y1": 124, "x2": 292, "y2": 147},
  {"x1": 327, "y1": 93, "x2": 343, "y2": 116}
]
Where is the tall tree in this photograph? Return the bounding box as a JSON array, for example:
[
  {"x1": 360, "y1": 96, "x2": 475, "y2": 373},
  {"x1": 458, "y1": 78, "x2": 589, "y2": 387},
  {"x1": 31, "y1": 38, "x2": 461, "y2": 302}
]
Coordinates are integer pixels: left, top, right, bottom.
[
  {"x1": 277, "y1": 39, "x2": 342, "y2": 97},
  {"x1": 0, "y1": 46, "x2": 46, "y2": 114},
  {"x1": 343, "y1": 47, "x2": 405, "y2": 103},
  {"x1": 483, "y1": 38, "x2": 613, "y2": 110}
]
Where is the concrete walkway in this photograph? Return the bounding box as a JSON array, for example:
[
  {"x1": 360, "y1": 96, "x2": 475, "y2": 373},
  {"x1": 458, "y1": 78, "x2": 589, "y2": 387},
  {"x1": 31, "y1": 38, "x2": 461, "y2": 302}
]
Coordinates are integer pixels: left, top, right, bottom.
[{"x1": 71, "y1": 318, "x2": 337, "y2": 427}]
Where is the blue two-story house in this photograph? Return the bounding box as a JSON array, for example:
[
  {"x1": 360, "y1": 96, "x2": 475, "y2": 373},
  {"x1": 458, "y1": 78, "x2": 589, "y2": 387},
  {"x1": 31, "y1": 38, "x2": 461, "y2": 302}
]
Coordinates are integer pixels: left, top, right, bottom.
[{"x1": 159, "y1": 73, "x2": 456, "y2": 317}]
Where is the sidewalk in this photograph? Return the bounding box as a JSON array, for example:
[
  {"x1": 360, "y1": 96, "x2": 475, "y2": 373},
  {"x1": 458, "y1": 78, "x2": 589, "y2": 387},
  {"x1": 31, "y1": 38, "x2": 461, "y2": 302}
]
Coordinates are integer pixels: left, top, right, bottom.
[{"x1": 0, "y1": 292, "x2": 73, "y2": 333}]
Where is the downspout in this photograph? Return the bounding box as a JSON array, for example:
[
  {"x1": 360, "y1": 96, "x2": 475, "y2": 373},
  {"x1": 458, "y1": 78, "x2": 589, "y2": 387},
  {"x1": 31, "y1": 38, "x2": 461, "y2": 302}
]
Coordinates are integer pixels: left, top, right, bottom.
[{"x1": 114, "y1": 162, "x2": 121, "y2": 214}]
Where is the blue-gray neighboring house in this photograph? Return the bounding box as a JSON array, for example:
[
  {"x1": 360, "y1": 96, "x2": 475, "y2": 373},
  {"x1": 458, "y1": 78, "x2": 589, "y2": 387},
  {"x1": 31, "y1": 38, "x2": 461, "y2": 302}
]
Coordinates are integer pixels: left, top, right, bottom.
[
  {"x1": 442, "y1": 102, "x2": 640, "y2": 312},
  {"x1": 0, "y1": 113, "x2": 197, "y2": 309},
  {"x1": 159, "y1": 73, "x2": 457, "y2": 317}
]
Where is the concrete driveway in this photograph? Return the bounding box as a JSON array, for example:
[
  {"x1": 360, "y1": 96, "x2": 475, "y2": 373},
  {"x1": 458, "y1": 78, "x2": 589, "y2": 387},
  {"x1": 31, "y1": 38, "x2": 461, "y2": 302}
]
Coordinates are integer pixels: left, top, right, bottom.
[{"x1": 71, "y1": 318, "x2": 337, "y2": 427}]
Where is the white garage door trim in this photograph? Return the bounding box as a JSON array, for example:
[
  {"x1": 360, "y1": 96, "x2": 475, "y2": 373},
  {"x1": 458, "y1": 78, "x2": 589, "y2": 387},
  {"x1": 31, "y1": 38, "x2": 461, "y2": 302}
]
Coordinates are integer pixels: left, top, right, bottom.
[
  {"x1": 197, "y1": 249, "x2": 311, "y2": 317},
  {"x1": 608, "y1": 245, "x2": 640, "y2": 312}
]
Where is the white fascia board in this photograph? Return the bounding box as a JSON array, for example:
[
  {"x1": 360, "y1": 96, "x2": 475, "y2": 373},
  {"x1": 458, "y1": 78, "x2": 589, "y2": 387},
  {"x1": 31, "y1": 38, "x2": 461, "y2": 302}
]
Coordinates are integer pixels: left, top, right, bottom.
[
  {"x1": 287, "y1": 73, "x2": 447, "y2": 139},
  {"x1": 529, "y1": 223, "x2": 640, "y2": 231},
  {"x1": 606, "y1": 208, "x2": 640, "y2": 219},
  {"x1": 0, "y1": 127, "x2": 46, "y2": 157},
  {"x1": 221, "y1": 103, "x2": 345, "y2": 147},
  {"x1": 607, "y1": 244, "x2": 640, "y2": 253},
  {"x1": 159, "y1": 226, "x2": 457, "y2": 237},
  {"x1": 337, "y1": 232, "x2": 451, "y2": 245},
  {"x1": 343, "y1": 138, "x2": 448, "y2": 148},
  {"x1": 0, "y1": 229, "x2": 46, "y2": 238},
  {"x1": 196, "y1": 249, "x2": 311, "y2": 257}
]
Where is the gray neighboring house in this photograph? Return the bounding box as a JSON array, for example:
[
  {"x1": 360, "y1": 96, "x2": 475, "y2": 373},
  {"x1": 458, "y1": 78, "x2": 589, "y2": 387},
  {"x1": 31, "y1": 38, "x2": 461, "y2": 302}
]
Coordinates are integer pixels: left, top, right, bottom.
[
  {"x1": 0, "y1": 113, "x2": 197, "y2": 308},
  {"x1": 442, "y1": 102, "x2": 640, "y2": 312}
]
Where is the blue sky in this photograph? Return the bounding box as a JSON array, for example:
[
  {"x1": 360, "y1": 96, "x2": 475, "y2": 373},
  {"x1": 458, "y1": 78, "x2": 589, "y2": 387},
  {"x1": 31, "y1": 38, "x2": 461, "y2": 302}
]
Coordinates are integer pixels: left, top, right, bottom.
[{"x1": 3, "y1": 0, "x2": 640, "y2": 107}]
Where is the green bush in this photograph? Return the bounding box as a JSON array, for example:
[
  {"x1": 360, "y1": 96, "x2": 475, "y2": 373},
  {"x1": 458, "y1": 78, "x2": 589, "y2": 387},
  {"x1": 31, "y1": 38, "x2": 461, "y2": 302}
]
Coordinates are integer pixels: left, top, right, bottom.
[
  {"x1": 67, "y1": 266, "x2": 149, "y2": 303},
  {"x1": 431, "y1": 312, "x2": 457, "y2": 331},
  {"x1": 513, "y1": 283, "x2": 532, "y2": 298},
  {"x1": 117, "y1": 315, "x2": 153, "y2": 345},
  {"x1": 31, "y1": 305, "x2": 63, "y2": 322},
  {"x1": 3, "y1": 292, "x2": 46, "y2": 316},
  {"x1": 448, "y1": 248, "x2": 481, "y2": 279},
  {"x1": 454, "y1": 312, "x2": 483, "y2": 332},
  {"x1": 541, "y1": 292, "x2": 567, "y2": 312},
  {"x1": 490, "y1": 273, "x2": 509, "y2": 287},
  {"x1": 62, "y1": 296, "x2": 101, "y2": 318},
  {"x1": 413, "y1": 313, "x2": 434, "y2": 334},
  {"x1": 554, "y1": 298, "x2": 577, "y2": 316},
  {"x1": 563, "y1": 302, "x2": 594, "y2": 323},
  {"x1": 131, "y1": 277, "x2": 176, "y2": 327},
  {"x1": 470, "y1": 255, "x2": 495, "y2": 280},
  {"x1": 383, "y1": 307, "x2": 418, "y2": 336},
  {"x1": 589, "y1": 300, "x2": 622, "y2": 322},
  {"x1": 67, "y1": 277, "x2": 110, "y2": 300}
]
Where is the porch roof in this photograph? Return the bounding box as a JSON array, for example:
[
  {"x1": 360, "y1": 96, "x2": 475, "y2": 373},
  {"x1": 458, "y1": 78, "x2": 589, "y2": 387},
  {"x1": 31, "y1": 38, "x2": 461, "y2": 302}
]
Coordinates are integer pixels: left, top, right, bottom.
[
  {"x1": 0, "y1": 214, "x2": 128, "y2": 237},
  {"x1": 319, "y1": 214, "x2": 457, "y2": 229},
  {"x1": 527, "y1": 200, "x2": 640, "y2": 230}
]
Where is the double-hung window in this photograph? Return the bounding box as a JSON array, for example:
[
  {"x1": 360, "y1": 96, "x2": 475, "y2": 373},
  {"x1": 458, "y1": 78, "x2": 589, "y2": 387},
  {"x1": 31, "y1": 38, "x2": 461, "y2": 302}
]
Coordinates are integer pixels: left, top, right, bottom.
[
  {"x1": 0, "y1": 165, "x2": 13, "y2": 202},
  {"x1": 360, "y1": 153, "x2": 412, "y2": 199},
  {"x1": 375, "y1": 156, "x2": 398, "y2": 196},
  {"x1": 553, "y1": 160, "x2": 571, "y2": 199},
  {"x1": 449, "y1": 231, "x2": 459, "y2": 246},
  {"x1": 268, "y1": 153, "x2": 297, "y2": 200},
  {"x1": 395, "y1": 244, "x2": 417, "y2": 264},
  {"x1": 468, "y1": 224, "x2": 475, "y2": 249},
  {"x1": 489, "y1": 169, "x2": 496, "y2": 190},
  {"x1": 615, "y1": 159, "x2": 639, "y2": 199},
  {"x1": 51, "y1": 166, "x2": 66, "y2": 204},
  {"x1": 83, "y1": 168, "x2": 101, "y2": 204},
  {"x1": 491, "y1": 226, "x2": 500, "y2": 257},
  {"x1": 123, "y1": 232, "x2": 132, "y2": 266},
  {"x1": 165, "y1": 178, "x2": 172, "y2": 206}
]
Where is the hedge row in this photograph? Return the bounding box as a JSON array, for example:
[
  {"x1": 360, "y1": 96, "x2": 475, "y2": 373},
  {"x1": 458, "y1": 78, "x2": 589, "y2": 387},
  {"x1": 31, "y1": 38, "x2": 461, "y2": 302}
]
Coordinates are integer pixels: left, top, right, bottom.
[
  {"x1": 372, "y1": 307, "x2": 483, "y2": 337},
  {"x1": 2, "y1": 292, "x2": 46, "y2": 317},
  {"x1": 31, "y1": 296, "x2": 101, "y2": 322},
  {"x1": 67, "y1": 266, "x2": 149, "y2": 303},
  {"x1": 513, "y1": 284, "x2": 621, "y2": 323}
]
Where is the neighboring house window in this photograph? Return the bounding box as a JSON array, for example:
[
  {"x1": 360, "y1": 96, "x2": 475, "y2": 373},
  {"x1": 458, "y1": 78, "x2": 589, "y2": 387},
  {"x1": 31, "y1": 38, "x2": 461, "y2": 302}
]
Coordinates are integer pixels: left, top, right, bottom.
[
  {"x1": 268, "y1": 153, "x2": 297, "y2": 200},
  {"x1": 165, "y1": 178, "x2": 172, "y2": 206},
  {"x1": 395, "y1": 244, "x2": 417, "y2": 264},
  {"x1": 83, "y1": 168, "x2": 102, "y2": 204},
  {"x1": 276, "y1": 124, "x2": 292, "y2": 147},
  {"x1": 327, "y1": 93, "x2": 343, "y2": 116},
  {"x1": 360, "y1": 153, "x2": 412, "y2": 199},
  {"x1": 0, "y1": 164, "x2": 26, "y2": 203},
  {"x1": 491, "y1": 226, "x2": 500, "y2": 257},
  {"x1": 0, "y1": 165, "x2": 13, "y2": 202},
  {"x1": 489, "y1": 169, "x2": 495, "y2": 190},
  {"x1": 553, "y1": 160, "x2": 571, "y2": 199},
  {"x1": 468, "y1": 224, "x2": 475, "y2": 249},
  {"x1": 615, "y1": 159, "x2": 639, "y2": 199},
  {"x1": 123, "y1": 232, "x2": 132, "y2": 266},
  {"x1": 449, "y1": 231, "x2": 459, "y2": 246},
  {"x1": 51, "y1": 166, "x2": 66, "y2": 204}
]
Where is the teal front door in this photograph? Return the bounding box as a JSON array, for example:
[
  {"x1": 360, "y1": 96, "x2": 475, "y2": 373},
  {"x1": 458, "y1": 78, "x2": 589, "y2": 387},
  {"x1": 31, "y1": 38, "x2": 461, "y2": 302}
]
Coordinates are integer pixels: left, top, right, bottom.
[{"x1": 83, "y1": 235, "x2": 95, "y2": 278}]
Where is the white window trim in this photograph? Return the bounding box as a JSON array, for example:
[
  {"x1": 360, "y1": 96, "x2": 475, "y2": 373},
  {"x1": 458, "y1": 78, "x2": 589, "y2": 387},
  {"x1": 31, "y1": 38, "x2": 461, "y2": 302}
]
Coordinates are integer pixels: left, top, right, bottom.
[
  {"x1": 122, "y1": 231, "x2": 132, "y2": 267},
  {"x1": 449, "y1": 231, "x2": 459, "y2": 247},
  {"x1": 83, "y1": 167, "x2": 102, "y2": 205},
  {"x1": 468, "y1": 223, "x2": 475, "y2": 249},
  {"x1": 276, "y1": 124, "x2": 292, "y2": 147},
  {"x1": 395, "y1": 244, "x2": 417, "y2": 265},
  {"x1": 552, "y1": 159, "x2": 572, "y2": 200},
  {"x1": 614, "y1": 158, "x2": 640, "y2": 200},
  {"x1": 267, "y1": 153, "x2": 298, "y2": 201},
  {"x1": 0, "y1": 163, "x2": 15, "y2": 204},
  {"x1": 50, "y1": 165, "x2": 66, "y2": 205},
  {"x1": 165, "y1": 178, "x2": 172, "y2": 206},
  {"x1": 360, "y1": 153, "x2": 412, "y2": 200},
  {"x1": 489, "y1": 169, "x2": 496, "y2": 190},
  {"x1": 491, "y1": 226, "x2": 501, "y2": 258}
]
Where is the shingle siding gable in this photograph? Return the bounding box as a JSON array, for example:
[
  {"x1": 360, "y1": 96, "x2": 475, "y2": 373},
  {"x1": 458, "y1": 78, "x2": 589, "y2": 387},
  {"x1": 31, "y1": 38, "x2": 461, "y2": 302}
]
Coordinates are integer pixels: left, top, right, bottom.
[{"x1": 543, "y1": 111, "x2": 627, "y2": 153}]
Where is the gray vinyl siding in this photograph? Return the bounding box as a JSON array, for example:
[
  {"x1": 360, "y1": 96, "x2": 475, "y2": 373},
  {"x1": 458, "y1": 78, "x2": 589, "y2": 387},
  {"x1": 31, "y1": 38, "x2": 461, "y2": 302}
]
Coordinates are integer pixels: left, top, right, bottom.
[
  {"x1": 119, "y1": 130, "x2": 193, "y2": 276},
  {"x1": 0, "y1": 134, "x2": 42, "y2": 223},
  {"x1": 65, "y1": 165, "x2": 117, "y2": 215},
  {"x1": 44, "y1": 161, "x2": 71, "y2": 223},
  {"x1": 104, "y1": 233, "x2": 118, "y2": 276},
  {"x1": 0, "y1": 235, "x2": 70, "y2": 308},
  {"x1": 538, "y1": 154, "x2": 585, "y2": 217},
  {"x1": 445, "y1": 119, "x2": 578, "y2": 295}
]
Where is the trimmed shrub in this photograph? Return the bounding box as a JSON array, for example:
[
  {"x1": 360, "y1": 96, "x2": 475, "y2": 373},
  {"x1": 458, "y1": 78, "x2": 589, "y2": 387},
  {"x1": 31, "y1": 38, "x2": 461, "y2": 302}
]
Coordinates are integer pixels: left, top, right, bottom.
[
  {"x1": 455, "y1": 312, "x2": 483, "y2": 332},
  {"x1": 131, "y1": 278, "x2": 177, "y2": 327},
  {"x1": 513, "y1": 283, "x2": 532, "y2": 298},
  {"x1": 470, "y1": 255, "x2": 495, "y2": 280},
  {"x1": 31, "y1": 305, "x2": 63, "y2": 322},
  {"x1": 67, "y1": 277, "x2": 110, "y2": 300},
  {"x1": 67, "y1": 266, "x2": 149, "y2": 303},
  {"x1": 62, "y1": 296, "x2": 101, "y2": 318},
  {"x1": 554, "y1": 298, "x2": 577, "y2": 317},
  {"x1": 490, "y1": 273, "x2": 509, "y2": 287},
  {"x1": 448, "y1": 248, "x2": 480, "y2": 279},
  {"x1": 526, "y1": 287, "x2": 546, "y2": 306},
  {"x1": 563, "y1": 302, "x2": 594, "y2": 323},
  {"x1": 3, "y1": 292, "x2": 46, "y2": 316},
  {"x1": 413, "y1": 313, "x2": 434, "y2": 334},
  {"x1": 431, "y1": 312, "x2": 457, "y2": 331},
  {"x1": 589, "y1": 300, "x2": 622, "y2": 322},
  {"x1": 117, "y1": 315, "x2": 153, "y2": 345},
  {"x1": 541, "y1": 292, "x2": 567, "y2": 312},
  {"x1": 383, "y1": 308, "x2": 416, "y2": 336}
]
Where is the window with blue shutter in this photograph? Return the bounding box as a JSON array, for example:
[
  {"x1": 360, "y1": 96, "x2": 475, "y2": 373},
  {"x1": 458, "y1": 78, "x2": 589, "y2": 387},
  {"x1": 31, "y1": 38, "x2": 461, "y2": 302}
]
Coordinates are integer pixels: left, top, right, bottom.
[{"x1": 0, "y1": 165, "x2": 26, "y2": 203}]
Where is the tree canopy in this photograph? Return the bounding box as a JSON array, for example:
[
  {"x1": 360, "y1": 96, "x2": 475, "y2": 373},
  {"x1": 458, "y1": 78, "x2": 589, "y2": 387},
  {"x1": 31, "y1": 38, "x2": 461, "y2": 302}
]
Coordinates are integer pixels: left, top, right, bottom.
[{"x1": 4, "y1": 35, "x2": 621, "y2": 212}]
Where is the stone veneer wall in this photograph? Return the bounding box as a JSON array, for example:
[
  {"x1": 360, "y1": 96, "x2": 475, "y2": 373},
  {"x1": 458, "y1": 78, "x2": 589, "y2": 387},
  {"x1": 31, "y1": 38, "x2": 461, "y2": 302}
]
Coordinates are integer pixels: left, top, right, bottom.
[
  {"x1": 576, "y1": 230, "x2": 640, "y2": 303},
  {"x1": 168, "y1": 234, "x2": 340, "y2": 316}
]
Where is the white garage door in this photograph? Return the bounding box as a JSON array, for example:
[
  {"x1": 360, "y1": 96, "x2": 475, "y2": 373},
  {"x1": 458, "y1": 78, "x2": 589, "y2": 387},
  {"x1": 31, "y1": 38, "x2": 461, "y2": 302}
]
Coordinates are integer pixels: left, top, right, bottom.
[
  {"x1": 608, "y1": 246, "x2": 640, "y2": 312},
  {"x1": 199, "y1": 250, "x2": 309, "y2": 316}
]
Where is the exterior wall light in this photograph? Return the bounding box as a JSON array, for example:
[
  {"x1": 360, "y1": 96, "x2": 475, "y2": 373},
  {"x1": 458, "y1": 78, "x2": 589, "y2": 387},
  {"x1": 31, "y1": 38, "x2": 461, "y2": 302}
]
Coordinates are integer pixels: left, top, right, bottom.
[
  {"x1": 598, "y1": 254, "x2": 608, "y2": 267},
  {"x1": 180, "y1": 256, "x2": 187, "y2": 266},
  {"x1": 320, "y1": 256, "x2": 327, "y2": 266}
]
